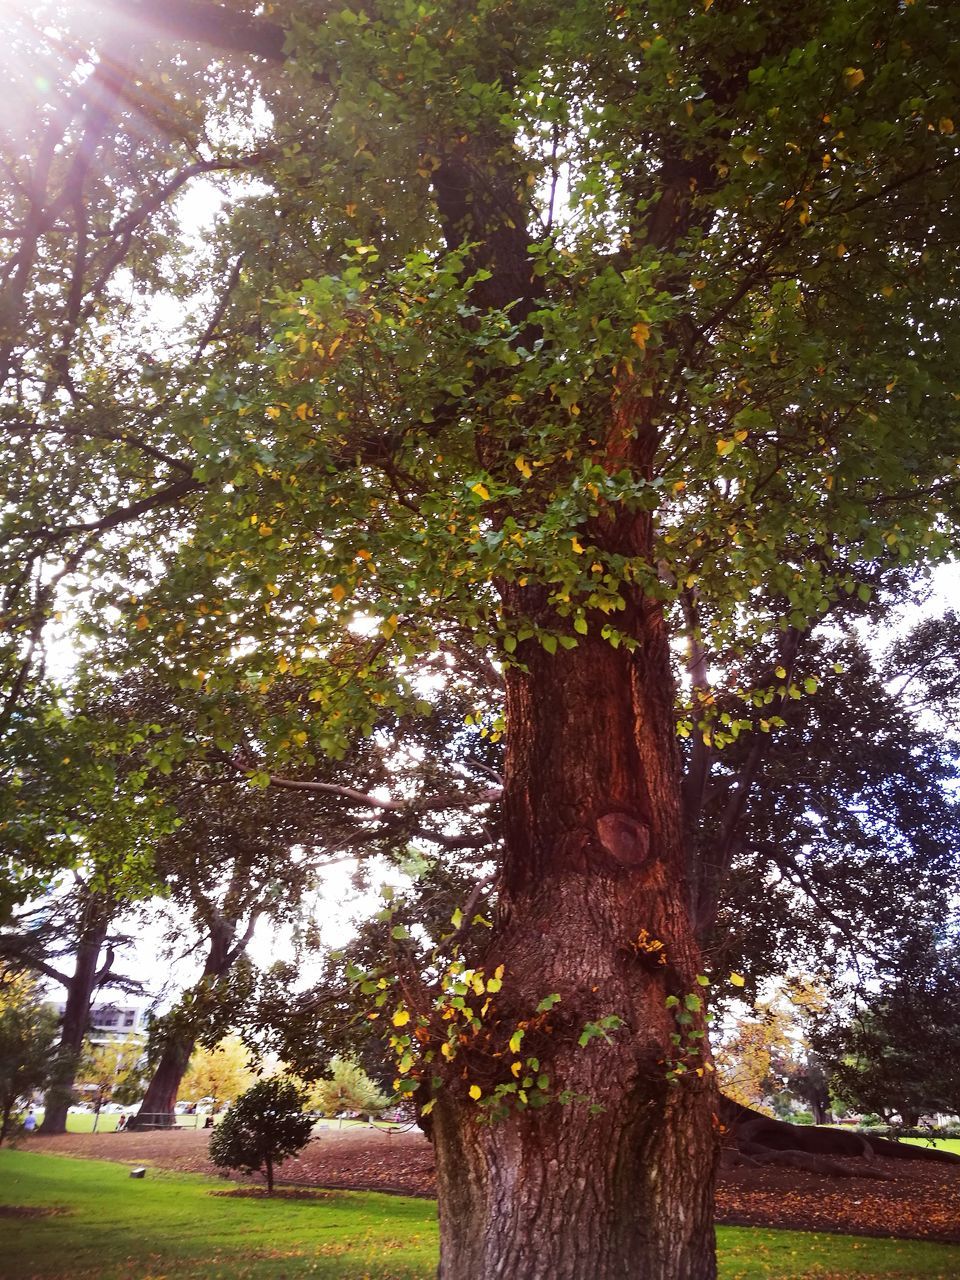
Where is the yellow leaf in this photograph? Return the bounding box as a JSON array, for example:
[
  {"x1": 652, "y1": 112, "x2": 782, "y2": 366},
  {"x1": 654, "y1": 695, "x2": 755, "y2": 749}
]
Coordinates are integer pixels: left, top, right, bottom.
[
  {"x1": 843, "y1": 67, "x2": 865, "y2": 90},
  {"x1": 331, "y1": 584, "x2": 347, "y2": 604},
  {"x1": 265, "y1": 406, "x2": 281, "y2": 420},
  {"x1": 468, "y1": 1084, "x2": 482, "y2": 1101},
  {"x1": 277, "y1": 655, "x2": 289, "y2": 673},
  {"x1": 716, "y1": 438, "x2": 736, "y2": 456},
  {"x1": 514, "y1": 456, "x2": 532, "y2": 479},
  {"x1": 135, "y1": 614, "x2": 149, "y2": 630},
  {"x1": 259, "y1": 523, "x2": 273, "y2": 537},
  {"x1": 441, "y1": 1042, "x2": 455, "y2": 1060},
  {"x1": 470, "y1": 482, "x2": 490, "y2": 500},
  {"x1": 631, "y1": 321, "x2": 651, "y2": 349},
  {"x1": 741, "y1": 146, "x2": 762, "y2": 165},
  {"x1": 673, "y1": 480, "x2": 686, "y2": 492},
  {"x1": 511, "y1": 1061, "x2": 522, "y2": 1077},
  {"x1": 836, "y1": 243, "x2": 847, "y2": 257},
  {"x1": 392, "y1": 1009, "x2": 410, "y2": 1027},
  {"x1": 881, "y1": 285, "x2": 894, "y2": 298},
  {"x1": 939, "y1": 117, "x2": 954, "y2": 135},
  {"x1": 729, "y1": 972, "x2": 746, "y2": 988},
  {"x1": 571, "y1": 536, "x2": 585, "y2": 554},
  {"x1": 420, "y1": 1098, "x2": 435, "y2": 1117},
  {"x1": 345, "y1": 202, "x2": 357, "y2": 216},
  {"x1": 295, "y1": 403, "x2": 309, "y2": 421}
]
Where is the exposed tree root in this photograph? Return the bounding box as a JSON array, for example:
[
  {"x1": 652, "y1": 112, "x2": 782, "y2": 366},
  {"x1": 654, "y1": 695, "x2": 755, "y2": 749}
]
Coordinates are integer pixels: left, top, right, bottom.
[{"x1": 719, "y1": 1097, "x2": 960, "y2": 1175}]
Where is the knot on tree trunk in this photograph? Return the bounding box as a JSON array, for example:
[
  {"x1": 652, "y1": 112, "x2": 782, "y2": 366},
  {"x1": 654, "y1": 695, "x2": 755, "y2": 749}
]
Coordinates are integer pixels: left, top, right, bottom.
[{"x1": 596, "y1": 812, "x2": 651, "y2": 867}]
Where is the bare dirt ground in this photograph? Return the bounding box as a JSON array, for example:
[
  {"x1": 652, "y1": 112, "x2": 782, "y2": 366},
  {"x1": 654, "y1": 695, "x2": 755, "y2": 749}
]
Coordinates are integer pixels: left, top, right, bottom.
[{"x1": 17, "y1": 1126, "x2": 960, "y2": 1245}]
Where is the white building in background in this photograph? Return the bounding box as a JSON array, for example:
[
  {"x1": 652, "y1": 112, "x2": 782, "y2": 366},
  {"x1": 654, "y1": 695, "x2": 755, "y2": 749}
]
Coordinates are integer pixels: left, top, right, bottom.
[{"x1": 49, "y1": 1000, "x2": 149, "y2": 1044}]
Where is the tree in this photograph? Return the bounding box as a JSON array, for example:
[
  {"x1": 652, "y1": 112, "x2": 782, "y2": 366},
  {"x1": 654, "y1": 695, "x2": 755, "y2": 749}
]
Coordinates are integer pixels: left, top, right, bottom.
[
  {"x1": 128, "y1": 670, "x2": 496, "y2": 1128},
  {"x1": 308, "y1": 1056, "x2": 391, "y2": 1121},
  {"x1": 0, "y1": 684, "x2": 173, "y2": 1132},
  {"x1": 209, "y1": 1076, "x2": 314, "y2": 1193},
  {"x1": 0, "y1": 974, "x2": 58, "y2": 1144},
  {"x1": 815, "y1": 933, "x2": 960, "y2": 1125},
  {"x1": 74, "y1": 1033, "x2": 148, "y2": 1128},
  {"x1": 700, "y1": 619, "x2": 960, "y2": 994},
  {"x1": 179, "y1": 1035, "x2": 256, "y2": 1112},
  {"x1": 129, "y1": 747, "x2": 361, "y2": 1128},
  {"x1": 4, "y1": 3, "x2": 960, "y2": 1275},
  {"x1": 716, "y1": 979, "x2": 828, "y2": 1120}
]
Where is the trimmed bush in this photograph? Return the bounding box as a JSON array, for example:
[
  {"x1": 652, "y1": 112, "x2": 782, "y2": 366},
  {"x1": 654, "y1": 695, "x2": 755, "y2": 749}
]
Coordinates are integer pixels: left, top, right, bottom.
[{"x1": 209, "y1": 1077, "x2": 313, "y2": 1192}]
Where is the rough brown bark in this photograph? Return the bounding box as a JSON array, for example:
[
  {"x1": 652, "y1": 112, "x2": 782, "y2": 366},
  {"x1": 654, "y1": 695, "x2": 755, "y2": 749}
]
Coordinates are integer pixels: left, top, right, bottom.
[
  {"x1": 129, "y1": 1034, "x2": 194, "y2": 1129},
  {"x1": 432, "y1": 611, "x2": 718, "y2": 1278},
  {"x1": 40, "y1": 911, "x2": 110, "y2": 1135}
]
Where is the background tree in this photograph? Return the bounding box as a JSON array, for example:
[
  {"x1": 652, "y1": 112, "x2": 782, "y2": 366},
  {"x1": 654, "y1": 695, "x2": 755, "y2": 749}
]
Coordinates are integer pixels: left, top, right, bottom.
[
  {"x1": 74, "y1": 1033, "x2": 148, "y2": 1129},
  {"x1": 716, "y1": 979, "x2": 827, "y2": 1121},
  {"x1": 3, "y1": 2, "x2": 960, "y2": 1276},
  {"x1": 0, "y1": 884, "x2": 138, "y2": 1135},
  {"x1": 0, "y1": 974, "x2": 58, "y2": 1144},
  {"x1": 179, "y1": 1035, "x2": 256, "y2": 1113},
  {"x1": 307, "y1": 1056, "x2": 391, "y2": 1122},
  {"x1": 209, "y1": 1076, "x2": 314, "y2": 1193},
  {"x1": 0, "y1": 688, "x2": 169, "y2": 1133},
  {"x1": 814, "y1": 932, "x2": 960, "y2": 1125}
]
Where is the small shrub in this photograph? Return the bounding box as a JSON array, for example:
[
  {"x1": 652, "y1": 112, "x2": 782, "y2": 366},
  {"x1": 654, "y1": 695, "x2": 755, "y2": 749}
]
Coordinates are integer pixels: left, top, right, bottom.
[{"x1": 209, "y1": 1077, "x2": 313, "y2": 1192}]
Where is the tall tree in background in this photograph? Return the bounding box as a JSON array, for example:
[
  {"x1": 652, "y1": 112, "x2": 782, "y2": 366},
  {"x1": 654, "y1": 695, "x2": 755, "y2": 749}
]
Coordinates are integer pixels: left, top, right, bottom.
[
  {"x1": 0, "y1": 884, "x2": 141, "y2": 1136},
  {"x1": 74, "y1": 1032, "x2": 148, "y2": 1128},
  {"x1": 700, "y1": 613, "x2": 960, "y2": 994},
  {"x1": 0, "y1": 693, "x2": 167, "y2": 1134},
  {"x1": 131, "y1": 769, "x2": 326, "y2": 1127},
  {"x1": 815, "y1": 932, "x2": 960, "y2": 1125},
  {"x1": 3, "y1": 2, "x2": 960, "y2": 1275},
  {"x1": 0, "y1": 974, "x2": 58, "y2": 1144},
  {"x1": 179, "y1": 1035, "x2": 255, "y2": 1113}
]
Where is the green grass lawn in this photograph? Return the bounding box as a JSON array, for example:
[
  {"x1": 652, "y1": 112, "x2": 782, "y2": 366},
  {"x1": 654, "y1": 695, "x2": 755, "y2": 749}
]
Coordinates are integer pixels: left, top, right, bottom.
[
  {"x1": 0, "y1": 1150, "x2": 957, "y2": 1279},
  {"x1": 901, "y1": 1137, "x2": 960, "y2": 1156},
  {"x1": 28, "y1": 1110, "x2": 214, "y2": 1134}
]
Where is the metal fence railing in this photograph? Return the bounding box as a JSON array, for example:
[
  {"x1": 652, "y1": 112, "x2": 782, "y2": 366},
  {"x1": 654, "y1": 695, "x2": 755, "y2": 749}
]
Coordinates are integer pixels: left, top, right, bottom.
[{"x1": 127, "y1": 1113, "x2": 217, "y2": 1131}]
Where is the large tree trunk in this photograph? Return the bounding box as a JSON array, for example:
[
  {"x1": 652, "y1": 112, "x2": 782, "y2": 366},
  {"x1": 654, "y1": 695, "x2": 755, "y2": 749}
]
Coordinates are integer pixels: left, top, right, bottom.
[
  {"x1": 131, "y1": 920, "x2": 236, "y2": 1129},
  {"x1": 130, "y1": 1033, "x2": 194, "y2": 1128},
  {"x1": 41, "y1": 911, "x2": 110, "y2": 1135},
  {"x1": 432, "y1": 614, "x2": 718, "y2": 1278}
]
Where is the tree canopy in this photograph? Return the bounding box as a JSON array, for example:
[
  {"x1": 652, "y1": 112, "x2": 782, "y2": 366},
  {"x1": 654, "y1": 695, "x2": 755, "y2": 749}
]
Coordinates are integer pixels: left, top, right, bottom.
[{"x1": 3, "y1": 2, "x2": 960, "y2": 1275}]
